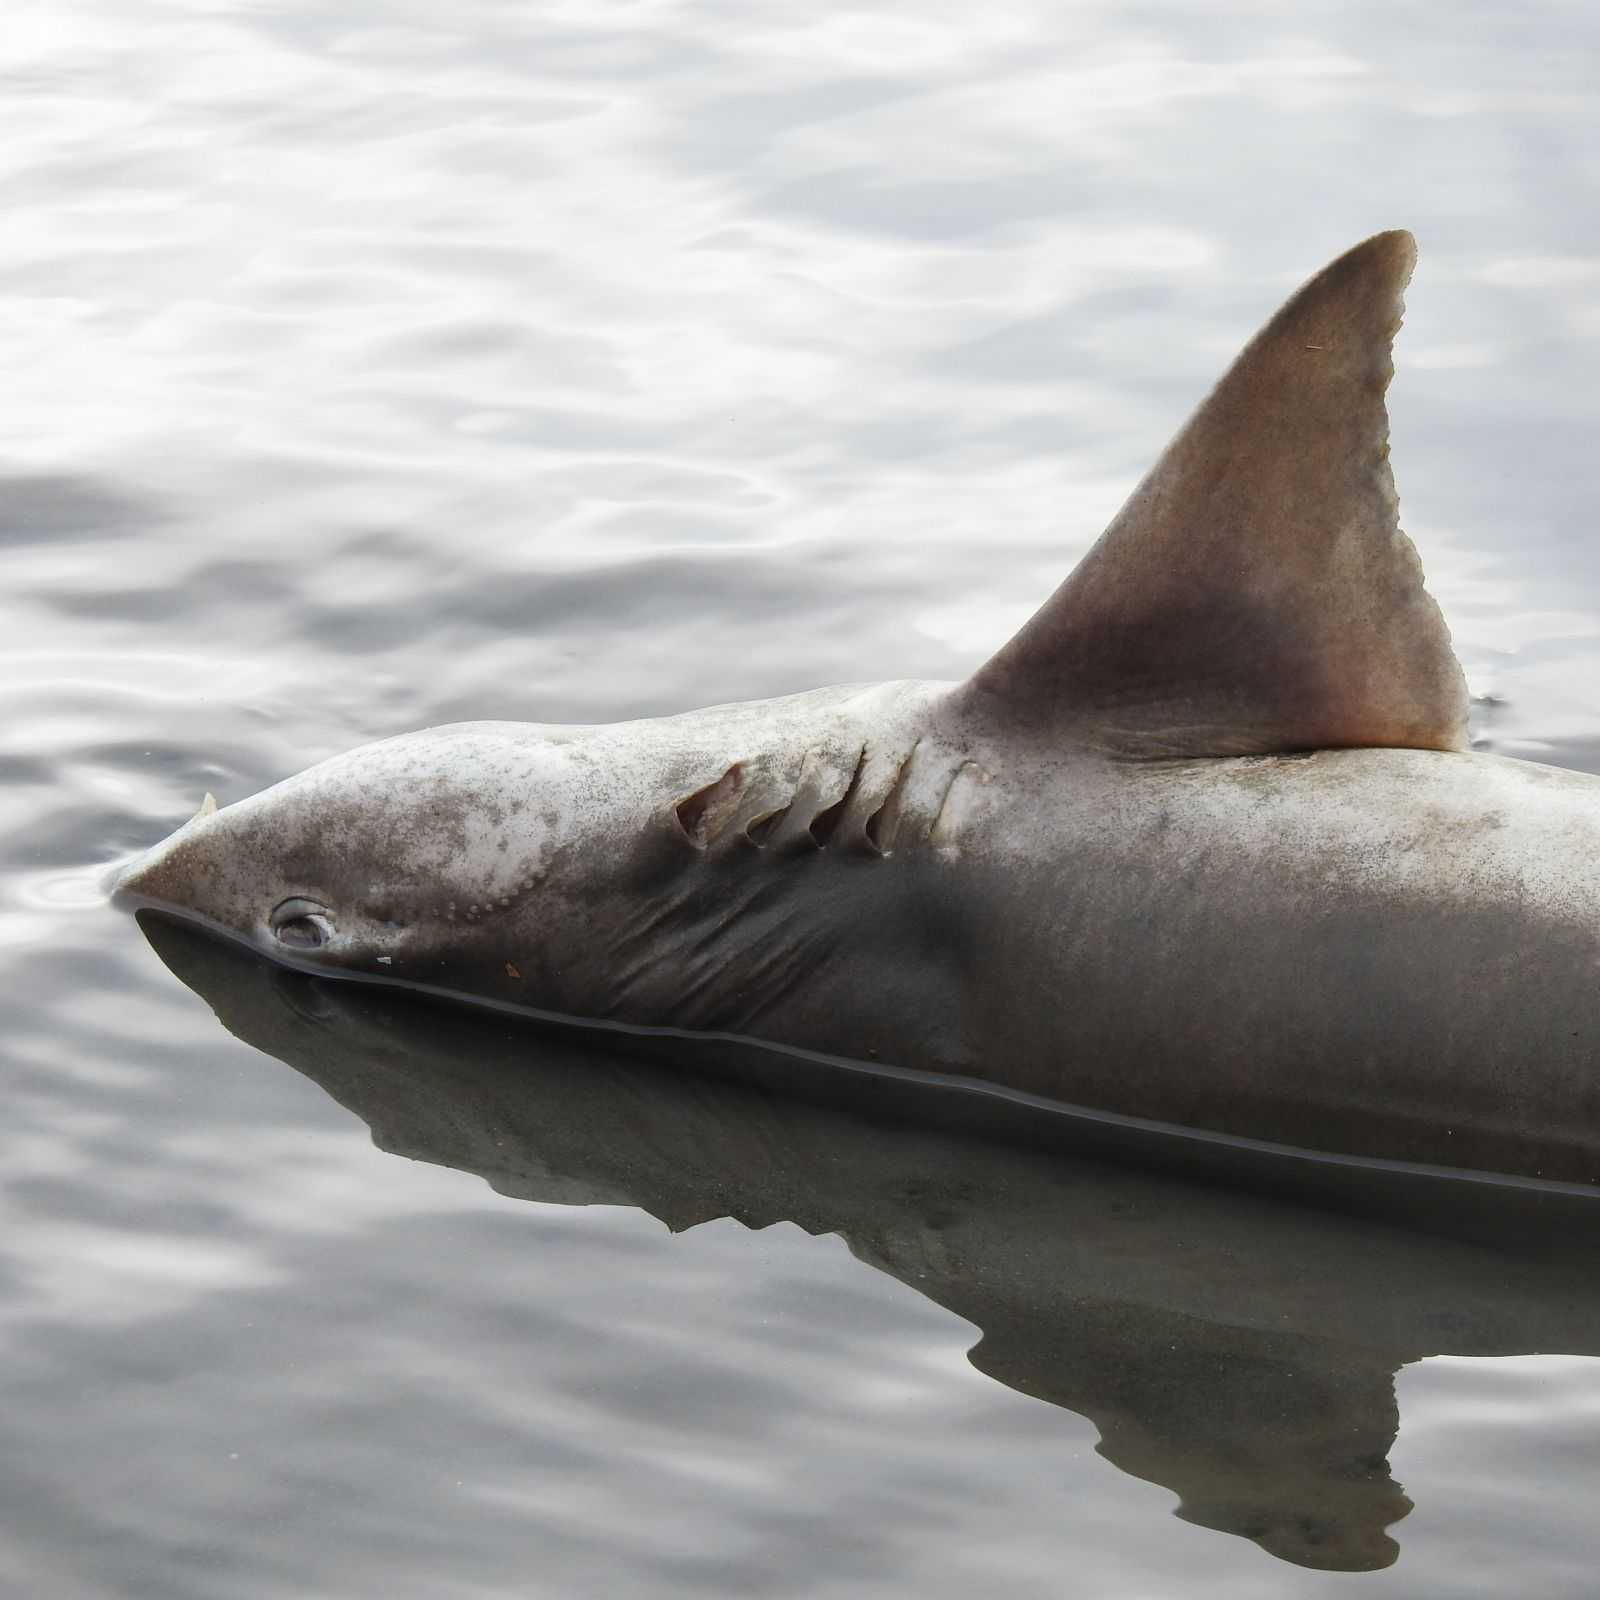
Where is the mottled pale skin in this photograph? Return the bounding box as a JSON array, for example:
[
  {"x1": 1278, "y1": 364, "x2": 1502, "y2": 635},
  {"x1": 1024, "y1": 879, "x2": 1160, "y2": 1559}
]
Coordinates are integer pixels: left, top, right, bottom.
[{"x1": 116, "y1": 233, "x2": 1600, "y2": 1181}]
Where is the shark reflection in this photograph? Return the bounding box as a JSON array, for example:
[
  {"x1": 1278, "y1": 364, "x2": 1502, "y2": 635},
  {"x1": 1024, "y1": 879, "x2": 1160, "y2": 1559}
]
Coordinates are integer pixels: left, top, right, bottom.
[{"x1": 142, "y1": 912, "x2": 1600, "y2": 1574}]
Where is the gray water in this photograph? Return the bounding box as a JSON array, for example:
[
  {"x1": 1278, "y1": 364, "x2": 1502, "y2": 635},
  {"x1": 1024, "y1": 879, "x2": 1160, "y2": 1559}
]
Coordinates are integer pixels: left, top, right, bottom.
[{"x1": 5, "y1": 2, "x2": 1600, "y2": 1594}]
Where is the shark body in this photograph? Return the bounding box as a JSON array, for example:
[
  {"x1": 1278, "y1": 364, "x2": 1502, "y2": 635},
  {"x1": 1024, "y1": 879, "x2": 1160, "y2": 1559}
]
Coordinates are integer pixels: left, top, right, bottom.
[{"x1": 116, "y1": 231, "x2": 1600, "y2": 1182}]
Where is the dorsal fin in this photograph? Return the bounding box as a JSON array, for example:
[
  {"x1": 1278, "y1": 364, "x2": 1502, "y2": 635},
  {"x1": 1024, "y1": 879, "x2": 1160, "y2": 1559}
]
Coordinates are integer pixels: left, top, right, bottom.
[{"x1": 962, "y1": 231, "x2": 1469, "y2": 759}]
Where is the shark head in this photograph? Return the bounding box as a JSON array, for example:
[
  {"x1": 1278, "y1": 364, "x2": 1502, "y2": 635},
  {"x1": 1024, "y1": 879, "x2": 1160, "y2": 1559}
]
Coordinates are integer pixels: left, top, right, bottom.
[{"x1": 113, "y1": 723, "x2": 607, "y2": 993}]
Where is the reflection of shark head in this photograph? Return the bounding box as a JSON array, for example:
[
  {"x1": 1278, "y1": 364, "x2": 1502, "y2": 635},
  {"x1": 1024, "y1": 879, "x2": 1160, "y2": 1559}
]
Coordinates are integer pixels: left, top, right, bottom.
[{"x1": 142, "y1": 913, "x2": 1600, "y2": 1574}]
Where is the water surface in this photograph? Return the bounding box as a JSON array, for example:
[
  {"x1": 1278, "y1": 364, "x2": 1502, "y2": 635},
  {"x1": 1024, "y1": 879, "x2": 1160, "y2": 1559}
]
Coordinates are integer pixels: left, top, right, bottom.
[{"x1": 4, "y1": 2, "x2": 1599, "y2": 1595}]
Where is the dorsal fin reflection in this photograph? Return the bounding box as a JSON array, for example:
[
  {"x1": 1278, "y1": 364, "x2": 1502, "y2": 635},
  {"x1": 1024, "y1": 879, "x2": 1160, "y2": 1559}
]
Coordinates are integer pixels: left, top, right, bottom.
[{"x1": 143, "y1": 913, "x2": 1600, "y2": 1574}]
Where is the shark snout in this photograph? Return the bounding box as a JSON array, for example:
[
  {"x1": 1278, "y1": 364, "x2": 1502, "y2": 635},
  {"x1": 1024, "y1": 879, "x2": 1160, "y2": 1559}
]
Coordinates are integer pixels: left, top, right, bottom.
[
  {"x1": 110, "y1": 793, "x2": 221, "y2": 912},
  {"x1": 111, "y1": 833, "x2": 192, "y2": 911}
]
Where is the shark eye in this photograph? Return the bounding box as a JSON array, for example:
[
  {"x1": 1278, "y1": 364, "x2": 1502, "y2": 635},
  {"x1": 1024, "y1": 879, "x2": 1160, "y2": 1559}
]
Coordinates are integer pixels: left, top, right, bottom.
[{"x1": 270, "y1": 897, "x2": 334, "y2": 950}]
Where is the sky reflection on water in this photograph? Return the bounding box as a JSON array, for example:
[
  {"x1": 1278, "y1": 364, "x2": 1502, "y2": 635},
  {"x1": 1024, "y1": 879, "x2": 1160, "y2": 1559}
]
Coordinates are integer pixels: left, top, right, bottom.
[{"x1": 2, "y1": 0, "x2": 1598, "y2": 1595}]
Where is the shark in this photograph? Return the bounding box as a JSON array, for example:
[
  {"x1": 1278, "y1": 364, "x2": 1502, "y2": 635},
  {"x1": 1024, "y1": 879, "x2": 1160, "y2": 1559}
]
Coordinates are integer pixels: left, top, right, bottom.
[{"x1": 114, "y1": 230, "x2": 1600, "y2": 1184}]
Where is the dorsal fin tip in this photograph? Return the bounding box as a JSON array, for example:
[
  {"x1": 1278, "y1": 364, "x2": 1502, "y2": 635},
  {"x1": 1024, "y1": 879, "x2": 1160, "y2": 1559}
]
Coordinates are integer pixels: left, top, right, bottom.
[{"x1": 965, "y1": 230, "x2": 1469, "y2": 760}]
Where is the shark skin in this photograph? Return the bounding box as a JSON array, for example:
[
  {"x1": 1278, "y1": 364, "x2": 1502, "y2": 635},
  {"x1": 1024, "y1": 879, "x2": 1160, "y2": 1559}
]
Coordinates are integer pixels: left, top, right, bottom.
[{"x1": 115, "y1": 231, "x2": 1600, "y2": 1183}]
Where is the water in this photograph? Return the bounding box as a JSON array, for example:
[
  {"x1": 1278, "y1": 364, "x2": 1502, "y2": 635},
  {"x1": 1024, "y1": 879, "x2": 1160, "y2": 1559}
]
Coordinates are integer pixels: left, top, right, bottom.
[{"x1": 4, "y1": 2, "x2": 1599, "y2": 1593}]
